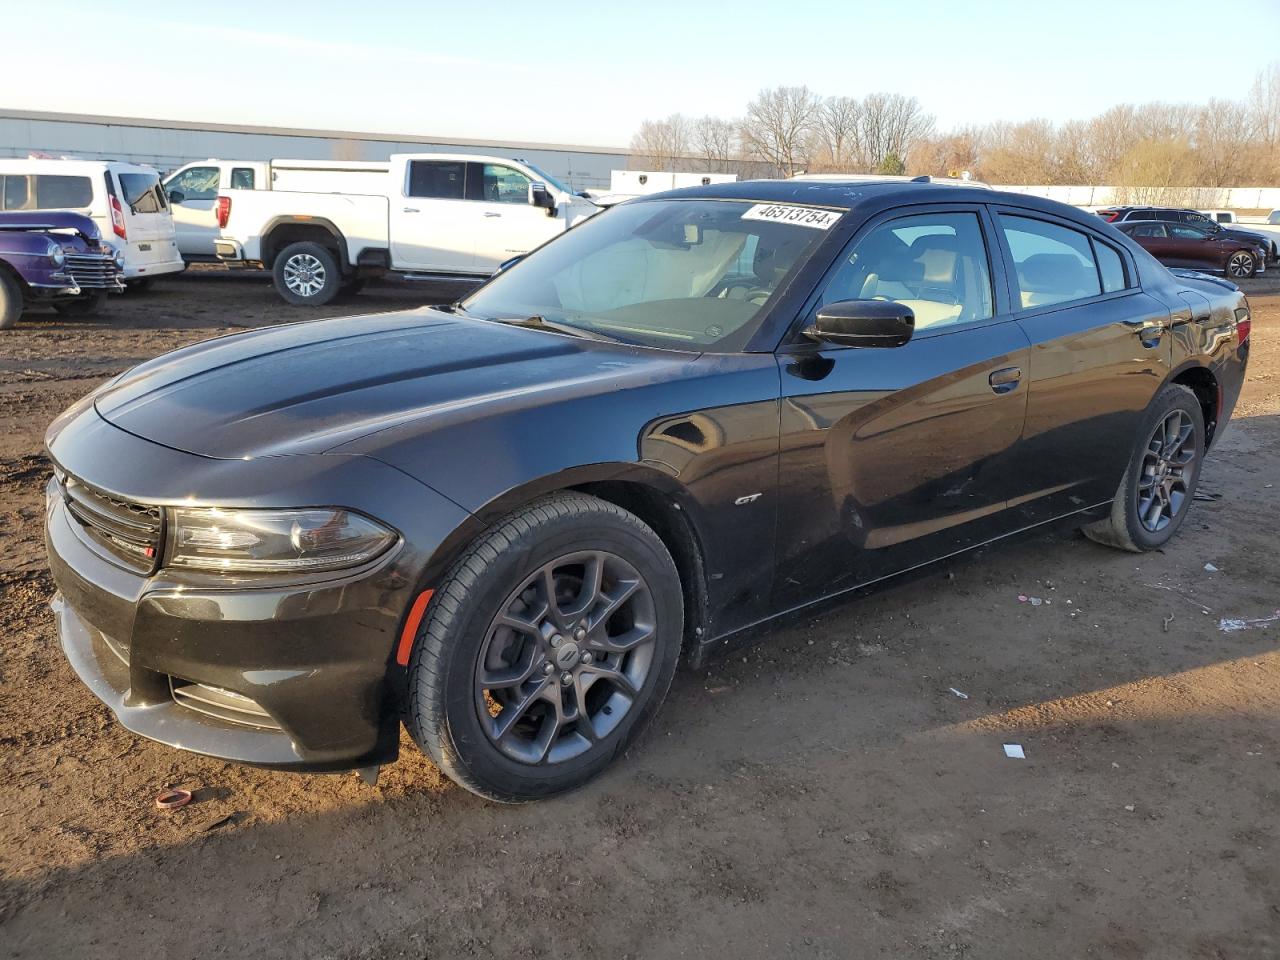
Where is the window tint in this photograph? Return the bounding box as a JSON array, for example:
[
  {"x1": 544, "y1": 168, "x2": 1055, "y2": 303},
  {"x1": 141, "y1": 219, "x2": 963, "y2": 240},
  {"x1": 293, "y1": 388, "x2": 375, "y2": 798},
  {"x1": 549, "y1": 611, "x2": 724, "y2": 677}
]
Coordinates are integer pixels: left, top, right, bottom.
[
  {"x1": 230, "y1": 167, "x2": 255, "y2": 190},
  {"x1": 816, "y1": 211, "x2": 993, "y2": 332},
  {"x1": 1000, "y1": 215, "x2": 1102, "y2": 309},
  {"x1": 1, "y1": 175, "x2": 30, "y2": 211},
  {"x1": 1131, "y1": 210, "x2": 1156, "y2": 220},
  {"x1": 1169, "y1": 223, "x2": 1208, "y2": 240},
  {"x1": 1095, "y1": 242, "x2": 1127, "y2": 293},
  {"x1": 407, "y1": 160, "x2": 465, "y2": 199},
  {"x1": 118, "y1": 172, "x2": 164, "y2": 214},
  {"x1": 480, "y1": 164, "x2": 531, "y2": 204},
  {"x1": 166, "y1": 166, "x2": 219, "y2": 201},
  {"x1": 22, "y1": 175, "x2": 94, "y2": 209}
]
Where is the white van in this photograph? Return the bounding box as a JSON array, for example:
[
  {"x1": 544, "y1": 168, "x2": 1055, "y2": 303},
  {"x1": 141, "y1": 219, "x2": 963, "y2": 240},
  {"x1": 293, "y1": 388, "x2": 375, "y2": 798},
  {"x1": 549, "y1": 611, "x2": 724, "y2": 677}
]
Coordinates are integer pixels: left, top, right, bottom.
[{"x1": 0, "y1": 159, "x2": 184, "y2": 285}]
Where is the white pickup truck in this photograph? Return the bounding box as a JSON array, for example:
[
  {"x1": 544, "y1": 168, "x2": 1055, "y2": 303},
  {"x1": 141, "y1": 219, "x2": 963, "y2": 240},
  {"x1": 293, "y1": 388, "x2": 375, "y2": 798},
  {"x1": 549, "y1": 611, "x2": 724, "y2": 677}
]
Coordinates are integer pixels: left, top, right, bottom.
[
  {"x1": 163, "y1": 158, "x2": 393, "y2": 260},
  {"x1": 209, "y1": 153, "x2": 601, "y2": 305}
]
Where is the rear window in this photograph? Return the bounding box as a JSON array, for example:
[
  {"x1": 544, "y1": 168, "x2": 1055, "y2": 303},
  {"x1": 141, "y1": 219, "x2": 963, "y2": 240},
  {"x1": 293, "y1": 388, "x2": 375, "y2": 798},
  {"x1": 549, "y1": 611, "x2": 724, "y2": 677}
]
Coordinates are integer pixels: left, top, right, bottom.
[
  {"x1": 117, "y1": 172, "x2": 166, "y2": 214},
  {"x1": 231, "y1": 167, "x2": 255, "y2": 190},
  {"x1": 407, "y1": 160, "x2": 465, "y2": 200},
  {"x1": 0, "y1": 174, "x2": 94, "y2": 211}
]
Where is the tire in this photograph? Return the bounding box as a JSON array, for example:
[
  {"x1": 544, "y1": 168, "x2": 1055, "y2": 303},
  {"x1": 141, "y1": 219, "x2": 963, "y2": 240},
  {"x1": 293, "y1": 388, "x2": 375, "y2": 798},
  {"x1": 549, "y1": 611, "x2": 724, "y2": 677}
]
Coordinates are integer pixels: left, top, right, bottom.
[
  {"x1": 405, "y1": 493, "x2": 684, "y2": 803},
  {"x1": 0, "y1": 270, "x2": 21, "y2": 330},
  {"x1": 1225, "y1": 250, "x2": 1257, "y2": 279},
  {"x1": 1083, "y1": 384, "x2": 1205, "y2": 553},
  {"x1": 272, "y1": 241, "x2": 342, "y2": 306},
  {"x1": 52, "y1": 291, "x2": 107, "y2": 317}
]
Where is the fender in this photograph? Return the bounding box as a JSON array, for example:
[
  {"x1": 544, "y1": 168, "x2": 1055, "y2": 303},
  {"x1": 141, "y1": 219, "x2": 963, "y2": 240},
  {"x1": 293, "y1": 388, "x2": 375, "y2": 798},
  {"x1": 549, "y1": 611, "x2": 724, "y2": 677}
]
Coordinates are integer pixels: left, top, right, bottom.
[{"x1": 260, "y1": 216, "x2": 351, "y2": 270}]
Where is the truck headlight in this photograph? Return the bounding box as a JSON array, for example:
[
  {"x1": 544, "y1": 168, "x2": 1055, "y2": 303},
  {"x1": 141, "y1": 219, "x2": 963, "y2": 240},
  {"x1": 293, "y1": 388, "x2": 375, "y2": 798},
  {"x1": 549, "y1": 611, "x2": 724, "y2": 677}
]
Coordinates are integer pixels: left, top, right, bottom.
[{"x1": 166, "y1": 506, "x2": 397, "y2": 573}]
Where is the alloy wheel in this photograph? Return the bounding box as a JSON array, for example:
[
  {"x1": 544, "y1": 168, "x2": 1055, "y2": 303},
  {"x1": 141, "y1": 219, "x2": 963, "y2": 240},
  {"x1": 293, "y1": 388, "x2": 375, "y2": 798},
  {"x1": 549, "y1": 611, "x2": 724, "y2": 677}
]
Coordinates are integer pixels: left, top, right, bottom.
[
  {"x1": 474, "y1": 551, "x2": 657, "y2": 765},
  {"x1": 1226, "y1": 252, "x2": 1254, "y2": 278},
  {"x1": 282, "y1": 253, "x2": 327, "y2": 297},
  {"x1": 1136, "y1": 409, "x2": 1197, "y2": 533}
]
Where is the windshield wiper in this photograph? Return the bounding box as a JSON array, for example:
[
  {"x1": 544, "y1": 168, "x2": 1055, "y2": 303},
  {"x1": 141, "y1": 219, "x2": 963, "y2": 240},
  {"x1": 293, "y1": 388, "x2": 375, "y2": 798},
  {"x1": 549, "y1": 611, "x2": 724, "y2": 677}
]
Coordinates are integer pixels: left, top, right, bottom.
[{"x1": 488, "y1": 315, "x2": 621, "y2": 343}]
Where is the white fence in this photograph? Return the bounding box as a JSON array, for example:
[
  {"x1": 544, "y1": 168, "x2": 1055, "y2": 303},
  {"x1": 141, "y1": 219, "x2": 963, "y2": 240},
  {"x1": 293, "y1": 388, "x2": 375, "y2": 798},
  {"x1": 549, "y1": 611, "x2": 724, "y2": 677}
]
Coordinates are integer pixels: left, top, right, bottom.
[{"x1": 996, "y1": 184, "x2": 1280, "y2": 211}]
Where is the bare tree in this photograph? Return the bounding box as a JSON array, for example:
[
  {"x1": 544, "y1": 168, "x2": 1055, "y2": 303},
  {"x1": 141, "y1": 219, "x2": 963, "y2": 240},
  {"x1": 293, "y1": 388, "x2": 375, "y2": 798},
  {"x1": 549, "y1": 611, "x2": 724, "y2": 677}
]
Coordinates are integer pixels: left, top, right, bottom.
[
  {"x1": 812, "y1": 96, "x2": 861, "y2": 170},
  {"x1": 629, "y1": 114, "x2": 691, "y2": 171},
  {"x1": 741, "y1": 86, "x2": 821, "y2": 176},
  {"x1": 857, "y1": 93, "x2": 935, "y2": 171},
  {"x1": 692, "y1": 115, "x2": 738, "y2": 172},
  {"x1": 1193, "y1": 99, "x2": 1251, "y2": 186}
]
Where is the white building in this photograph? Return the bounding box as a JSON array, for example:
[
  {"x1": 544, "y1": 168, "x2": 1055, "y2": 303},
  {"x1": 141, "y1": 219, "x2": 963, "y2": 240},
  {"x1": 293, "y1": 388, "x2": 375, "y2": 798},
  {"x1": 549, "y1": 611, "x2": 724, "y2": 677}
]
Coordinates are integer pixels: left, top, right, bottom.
[{"x1": 0, "y1": 109, "x2": 629, "y2": 191}]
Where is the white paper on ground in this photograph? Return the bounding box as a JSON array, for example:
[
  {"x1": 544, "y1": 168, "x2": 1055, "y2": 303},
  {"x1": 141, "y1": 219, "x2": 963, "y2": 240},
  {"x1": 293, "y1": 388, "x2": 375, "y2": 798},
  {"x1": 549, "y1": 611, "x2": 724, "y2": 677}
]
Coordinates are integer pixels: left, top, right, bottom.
[{"x1": 1003, "y1": 744, "x2": 1026, "y2": 759}]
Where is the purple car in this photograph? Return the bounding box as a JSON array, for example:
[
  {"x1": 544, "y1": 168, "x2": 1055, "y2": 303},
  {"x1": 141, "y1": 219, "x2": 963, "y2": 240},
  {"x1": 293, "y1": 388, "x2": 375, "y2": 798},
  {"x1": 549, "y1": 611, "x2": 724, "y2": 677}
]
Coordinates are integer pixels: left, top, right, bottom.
[{"x1": 0, "y1": 211, "x2": 125, "y2": 330}]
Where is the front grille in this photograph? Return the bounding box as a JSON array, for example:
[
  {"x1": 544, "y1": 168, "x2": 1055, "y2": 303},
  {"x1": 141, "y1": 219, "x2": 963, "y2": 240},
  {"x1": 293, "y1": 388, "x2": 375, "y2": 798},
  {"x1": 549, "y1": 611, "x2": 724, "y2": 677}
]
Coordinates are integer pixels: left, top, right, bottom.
[
  {"x1": 170, "y1": 678, "x2": 282, "y2": 731},
  {"x1": 65, "y1": 253, "x2": 121, "y2": 289},
  {"x1": 61, "y1": 474, "x2": 162, "y2": 572}
]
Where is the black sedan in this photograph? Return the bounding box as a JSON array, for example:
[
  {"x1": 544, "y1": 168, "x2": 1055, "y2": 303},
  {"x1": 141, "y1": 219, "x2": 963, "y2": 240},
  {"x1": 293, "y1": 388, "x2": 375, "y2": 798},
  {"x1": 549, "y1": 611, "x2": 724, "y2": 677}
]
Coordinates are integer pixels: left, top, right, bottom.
[{"x1": 45, "y1": 180, "x2": 1250, "y2": 801}]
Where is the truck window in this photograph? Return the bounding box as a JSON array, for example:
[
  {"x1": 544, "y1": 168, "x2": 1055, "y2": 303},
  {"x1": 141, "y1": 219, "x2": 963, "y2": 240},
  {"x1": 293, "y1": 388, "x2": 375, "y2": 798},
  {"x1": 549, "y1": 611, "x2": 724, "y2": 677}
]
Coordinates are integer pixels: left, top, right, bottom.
[
  {"x1": 480, "y1": 164, "x2": 531, "y2": 204},
  {"x1": 407, "y1": 161, "x2": 465, "y2": 200},
  {"x1": 231, "y1": 167, "x2": 255, "y2": 190},
  {"x1": 166, "y1": 166, "x2": 219, "y2": 201}
]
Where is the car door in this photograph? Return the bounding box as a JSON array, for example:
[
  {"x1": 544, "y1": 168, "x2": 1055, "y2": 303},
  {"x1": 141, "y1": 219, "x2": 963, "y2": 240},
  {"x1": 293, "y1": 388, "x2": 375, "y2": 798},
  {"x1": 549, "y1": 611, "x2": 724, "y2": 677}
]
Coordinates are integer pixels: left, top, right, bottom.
[
  {"x1": 163, "y1": 165, "x2": 220, "y2": 258},
  {"x1": 388, "y1": 159, "x2": 479, "y2": 274},
  {"x1": 992, "y1": 208, "x2": 1174, "y2": 526},
  {"x1": 1167, "y1": 222, "x2": 1222, "y2": 271},
  {"x1": 469, "y1": 162, "x2": 562, "y2": 273},
  {"x1": 773, "y1": 205, "x2": 1032, "y2": 609},
  {"x1": 1129, "y1": 222, "x2": 1175, "y2": 264}
]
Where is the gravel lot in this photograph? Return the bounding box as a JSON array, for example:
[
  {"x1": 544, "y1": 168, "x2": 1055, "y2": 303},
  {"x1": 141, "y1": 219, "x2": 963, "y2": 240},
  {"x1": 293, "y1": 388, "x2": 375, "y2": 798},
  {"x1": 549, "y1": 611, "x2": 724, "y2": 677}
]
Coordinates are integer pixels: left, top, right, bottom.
[{"x1": 2, "y1": 269, "x2": 1278, "y2": 959}]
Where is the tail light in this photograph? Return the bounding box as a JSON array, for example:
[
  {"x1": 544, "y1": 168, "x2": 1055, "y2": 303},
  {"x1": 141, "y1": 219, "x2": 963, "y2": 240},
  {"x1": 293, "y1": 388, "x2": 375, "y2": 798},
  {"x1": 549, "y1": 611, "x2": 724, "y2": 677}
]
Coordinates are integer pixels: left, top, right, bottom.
[
  {"x1": 1235, "y1": 307, "x2": 1251, "y2": 344},
  {"x1": 1099, "y1": 210, "x2": 1119, "y2": 222},
  {"x1": 215, "y1": 195, "x2": 231, "y2": 229},
  {"x1": 109, "y1": 195, "x2": 127, "y2": 240}
]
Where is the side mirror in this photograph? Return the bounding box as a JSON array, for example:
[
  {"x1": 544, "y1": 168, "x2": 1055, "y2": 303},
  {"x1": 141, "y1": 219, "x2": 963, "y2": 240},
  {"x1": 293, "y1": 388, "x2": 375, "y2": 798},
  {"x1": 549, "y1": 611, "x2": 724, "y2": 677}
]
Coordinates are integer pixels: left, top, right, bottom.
[
  {"x1": 528, "y1": 181, "x2": 556, "y2": 215},
  {"x1": 803, "y1": 300, "x2": 914, "y2": 348},
  {"x1": 167, "y1": 190, "x2": 185, "y2": 204}
]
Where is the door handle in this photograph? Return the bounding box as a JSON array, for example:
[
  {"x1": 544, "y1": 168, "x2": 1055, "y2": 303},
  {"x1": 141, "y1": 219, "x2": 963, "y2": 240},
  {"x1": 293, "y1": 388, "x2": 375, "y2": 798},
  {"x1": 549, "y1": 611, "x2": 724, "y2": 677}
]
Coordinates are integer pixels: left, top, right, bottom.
[
  {"x1": 402, "y1": 207, "x2": 419, "y2": 213},
  {"x1": 988, "y1": 366, "x2": 1021, "y2": 394},
  {"x1": 484, "y1": 212, "x2": 502, "y2": 218}
]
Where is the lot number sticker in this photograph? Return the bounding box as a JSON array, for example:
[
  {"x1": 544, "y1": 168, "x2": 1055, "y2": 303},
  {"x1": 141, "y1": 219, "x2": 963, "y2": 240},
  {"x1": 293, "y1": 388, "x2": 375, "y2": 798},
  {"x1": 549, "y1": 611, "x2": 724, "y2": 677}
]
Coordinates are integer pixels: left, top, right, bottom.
[{"x1": 741, "y1": 204, "x2": 841, "y2": 230}]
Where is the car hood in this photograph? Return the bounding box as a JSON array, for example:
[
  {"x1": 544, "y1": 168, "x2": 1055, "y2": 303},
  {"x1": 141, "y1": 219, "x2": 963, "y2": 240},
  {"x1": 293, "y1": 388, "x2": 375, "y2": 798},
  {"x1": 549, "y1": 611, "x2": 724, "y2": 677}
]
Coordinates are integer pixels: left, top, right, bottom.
[
  {"x1": 1219, "y1": 227, "x2": 1269, "y2": 247},
  {"x1": 92, "y1": 309, "x2": 691, "y2": 460}
]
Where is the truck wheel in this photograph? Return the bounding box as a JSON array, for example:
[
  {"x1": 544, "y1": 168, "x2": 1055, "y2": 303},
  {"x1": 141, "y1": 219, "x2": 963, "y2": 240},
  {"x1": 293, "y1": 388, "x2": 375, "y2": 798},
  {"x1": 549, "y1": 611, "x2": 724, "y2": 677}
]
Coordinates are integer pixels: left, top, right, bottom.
[
  {"x1": 0, "y1": 271, "x2": 21, "y2": 330},
  {"x1": 274, "y1": 242, "x2": 342, "y2": 306},
  {"x1": 52, "y1": 291, "x2": 107, "y2": 317}
]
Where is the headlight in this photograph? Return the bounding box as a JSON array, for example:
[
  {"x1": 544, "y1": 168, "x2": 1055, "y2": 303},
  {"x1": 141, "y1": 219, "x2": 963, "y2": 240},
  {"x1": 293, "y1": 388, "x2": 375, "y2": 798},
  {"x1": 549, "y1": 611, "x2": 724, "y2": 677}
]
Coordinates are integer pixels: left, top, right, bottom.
[
  {"x1": 166, "y1": 506, "x2": 397, "y2": 573},
  {"x1": 114, "y1": 255, "x2": 126, "y2": 270},
  {"x1": 47, "y1": 241, "x2": 65, "y2": 267}
]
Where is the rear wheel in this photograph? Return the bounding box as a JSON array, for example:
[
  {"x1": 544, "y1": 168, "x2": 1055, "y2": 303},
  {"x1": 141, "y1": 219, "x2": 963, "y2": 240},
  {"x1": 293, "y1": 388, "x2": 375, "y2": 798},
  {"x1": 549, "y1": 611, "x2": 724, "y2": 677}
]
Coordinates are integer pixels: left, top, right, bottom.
[
  {"x1": 52, "y1": 291, "x2": 107, "y2": 317},
  {"x1": 273, "y1": 241, "x2": 342, "y2": 306},
  {"x1": 0, "y1": 271, "x2": 22, "y2": 330},
  {"x1": 1084, "y1": 384, "x2": 1204, "y2": 552},
  {"x1": 405, "y1": 493, "x2": 683, "y2": 802},
  {"x1": 1226, "y1": 250, "x2": 1257, "y2": 279}
]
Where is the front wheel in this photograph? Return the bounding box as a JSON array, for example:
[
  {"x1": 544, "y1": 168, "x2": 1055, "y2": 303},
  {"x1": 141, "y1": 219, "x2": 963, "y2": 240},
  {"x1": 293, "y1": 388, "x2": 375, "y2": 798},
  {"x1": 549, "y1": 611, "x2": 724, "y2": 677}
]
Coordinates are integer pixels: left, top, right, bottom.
[
  {"x1": 272, "y1": 241, "x2": 342, "y2": 306},
  {"x1": 0, "y1": 270, "x2": 21, "y2": 330},
  {"x1": 1225, "y1": 250, "x2": 1257, "y2": 279},
  {"x1": 405, "y1": 493, "x2": 684, "y2": 802},
  {"x1": 52, "y1": 291, "x2": 107, "y2": 317},
  {"x1": 1083, "y1": 384, "x2": 1204, "y2": 552}
]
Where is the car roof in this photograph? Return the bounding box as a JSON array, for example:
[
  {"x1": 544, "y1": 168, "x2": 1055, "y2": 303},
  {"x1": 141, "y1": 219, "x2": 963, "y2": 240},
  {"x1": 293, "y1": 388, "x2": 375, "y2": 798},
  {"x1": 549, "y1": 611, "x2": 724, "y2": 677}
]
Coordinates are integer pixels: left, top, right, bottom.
[{"x1": 642, "y1": 178, "x2": 1103, "y2": 225}]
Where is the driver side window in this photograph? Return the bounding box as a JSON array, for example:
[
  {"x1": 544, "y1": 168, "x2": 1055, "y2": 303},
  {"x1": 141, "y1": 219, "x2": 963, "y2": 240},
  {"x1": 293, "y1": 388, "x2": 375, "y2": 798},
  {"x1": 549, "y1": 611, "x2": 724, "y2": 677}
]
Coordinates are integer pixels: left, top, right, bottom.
[
  {"x1": 167, "y1": 166, "x2": 219, "y2": 201},
  {"x1": 815, "y1": 211, "x2": 993, "y2": 333}
]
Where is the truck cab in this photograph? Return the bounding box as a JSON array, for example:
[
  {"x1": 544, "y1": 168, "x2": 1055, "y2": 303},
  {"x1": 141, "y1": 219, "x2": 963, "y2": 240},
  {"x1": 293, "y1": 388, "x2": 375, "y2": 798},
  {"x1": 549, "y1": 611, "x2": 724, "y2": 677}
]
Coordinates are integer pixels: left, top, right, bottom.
[{"x1": 387, "y1": 154, "x2": 598, "y2": 274}]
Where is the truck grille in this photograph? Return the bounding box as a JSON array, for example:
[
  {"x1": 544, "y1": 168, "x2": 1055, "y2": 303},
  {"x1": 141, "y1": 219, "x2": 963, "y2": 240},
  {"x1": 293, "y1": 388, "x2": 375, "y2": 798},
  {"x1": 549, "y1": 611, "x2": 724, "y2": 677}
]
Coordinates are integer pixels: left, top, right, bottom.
[
  {"x1": 61, "y1": 474, "x2": 162, "y2": 572},
  {"x1": 170, "y1": 678, "x2": 282, "y2": 731},
  {"x1": 65, "y1": 253, "x2": 121, "y2": 289}
]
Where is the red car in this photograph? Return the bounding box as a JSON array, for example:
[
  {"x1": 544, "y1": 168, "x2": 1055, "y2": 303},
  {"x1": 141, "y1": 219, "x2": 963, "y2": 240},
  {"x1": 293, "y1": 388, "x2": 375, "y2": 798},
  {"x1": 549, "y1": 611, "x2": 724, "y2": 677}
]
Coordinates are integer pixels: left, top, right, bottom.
[{"x1": 1115, "y1": 220, "x2": 1263, "y2": 279}]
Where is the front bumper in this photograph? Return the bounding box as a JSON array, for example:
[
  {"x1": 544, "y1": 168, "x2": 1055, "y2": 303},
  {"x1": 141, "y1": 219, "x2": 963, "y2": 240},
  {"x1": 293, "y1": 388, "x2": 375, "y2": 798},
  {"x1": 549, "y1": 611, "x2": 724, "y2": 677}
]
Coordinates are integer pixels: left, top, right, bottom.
[{"x1": 44, "y1": 408, "x2": 476, "y2": 771}]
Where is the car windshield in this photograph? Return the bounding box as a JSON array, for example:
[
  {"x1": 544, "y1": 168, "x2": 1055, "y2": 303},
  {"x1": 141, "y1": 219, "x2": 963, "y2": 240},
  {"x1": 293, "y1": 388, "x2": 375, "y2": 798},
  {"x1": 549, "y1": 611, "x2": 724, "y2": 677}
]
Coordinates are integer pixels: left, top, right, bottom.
[
  {"x1": 521, "y1": 162, "x2": 573, "y2": 196},
  {"x1": 461, "y1": 199, "x2": 839, "y2": 351}
]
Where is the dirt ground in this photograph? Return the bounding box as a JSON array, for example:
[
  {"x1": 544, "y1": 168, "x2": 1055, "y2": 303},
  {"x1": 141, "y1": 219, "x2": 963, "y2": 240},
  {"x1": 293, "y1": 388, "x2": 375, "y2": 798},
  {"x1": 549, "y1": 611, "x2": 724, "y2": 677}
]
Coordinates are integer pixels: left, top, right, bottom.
[{"x1": 1, "y1": 268, "x2": 1278, "y2": 960}]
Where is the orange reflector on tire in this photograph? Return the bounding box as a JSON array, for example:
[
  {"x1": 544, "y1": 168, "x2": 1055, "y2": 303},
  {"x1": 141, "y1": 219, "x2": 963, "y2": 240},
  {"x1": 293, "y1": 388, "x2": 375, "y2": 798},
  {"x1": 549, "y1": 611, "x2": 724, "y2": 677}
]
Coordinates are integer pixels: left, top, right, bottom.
[{"x1": 395, "y1": 589, "x2": 434, "y2": 666}]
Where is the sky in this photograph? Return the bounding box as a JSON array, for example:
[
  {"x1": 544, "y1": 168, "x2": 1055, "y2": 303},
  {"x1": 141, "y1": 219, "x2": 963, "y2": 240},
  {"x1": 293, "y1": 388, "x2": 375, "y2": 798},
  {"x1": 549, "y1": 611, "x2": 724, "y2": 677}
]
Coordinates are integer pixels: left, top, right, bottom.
[{"x1": 6, "y1": 0, "x2": 1278, "y2": 148}]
